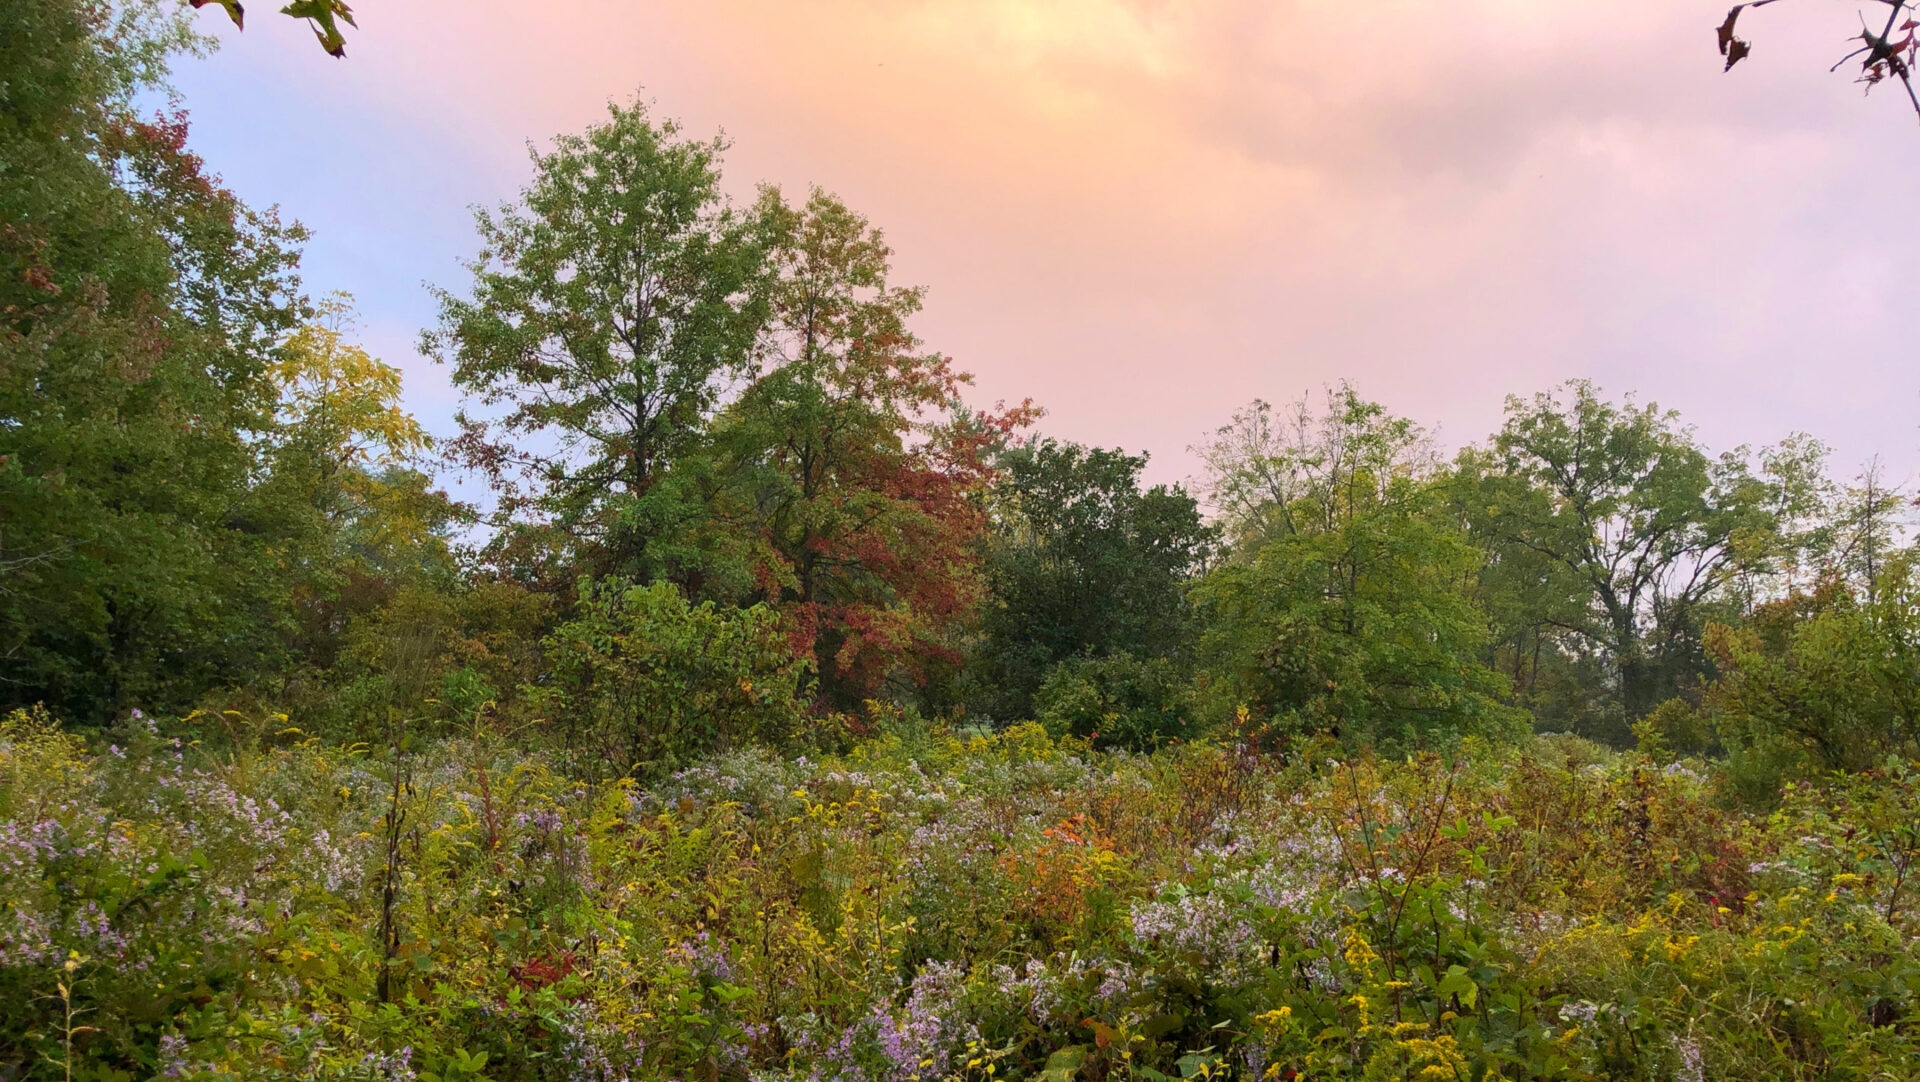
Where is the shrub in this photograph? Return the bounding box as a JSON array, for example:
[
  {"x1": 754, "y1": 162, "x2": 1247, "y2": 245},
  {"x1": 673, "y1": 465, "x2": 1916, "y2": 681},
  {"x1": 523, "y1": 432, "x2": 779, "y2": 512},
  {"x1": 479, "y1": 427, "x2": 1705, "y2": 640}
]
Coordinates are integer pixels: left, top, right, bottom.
[
  {"x1": 534, "y1": 578, "x2": 812, "y2": 777},
  {"x1": 1032, "y1": 652, "x2": 1195, "y2": 750},
  {"x1": 1699, "y1": 562, "x2": 1920, "y2": 799},
  {"x1": 1632, "y1": 697, "x2": 1717, "y2": 762}
]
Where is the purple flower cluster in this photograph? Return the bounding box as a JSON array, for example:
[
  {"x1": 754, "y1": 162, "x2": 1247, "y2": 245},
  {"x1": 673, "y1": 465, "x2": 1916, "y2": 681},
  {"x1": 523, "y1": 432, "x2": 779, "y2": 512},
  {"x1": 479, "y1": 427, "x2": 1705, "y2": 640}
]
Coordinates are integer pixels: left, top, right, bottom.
[
  {"x1": 0, "y1": 906, "x2": 56, "y2": 967},
  {"x1": 357, "y1": 1045, "x2": 415, "y2": 1080},
  {"x1": 1130, "y1": 890, "x2": 1261, "y2": 980},
  {"x1": 874, "y1": 961, "x2": 978, "y2": 1081},
  {"x1": 553, "y1": 1002, "x2": 650, "y2": 1082},
  {"x1": 66, "y1": 899, "x2": 131, "y2": 961},
  {"x1": 518, "y1": 807, "x2": 565, "y2": 834},
  {"x1": 157, "y1": 1033, "x2": 189, "y2": 1078},
  {"x1": 786, "y1": 1012, "x2": 879, "y2": 1082},
  {"x1": 673, "y1": 929, "x2": 737, "y2": 984}
]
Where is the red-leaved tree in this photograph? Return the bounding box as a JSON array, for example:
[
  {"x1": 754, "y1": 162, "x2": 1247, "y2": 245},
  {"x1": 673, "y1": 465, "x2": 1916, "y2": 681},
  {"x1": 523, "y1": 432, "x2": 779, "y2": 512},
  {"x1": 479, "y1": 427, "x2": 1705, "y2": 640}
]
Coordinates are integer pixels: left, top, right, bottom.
[{"x1": 717, "y1": 188, "x2": 1038, "y2": 709}]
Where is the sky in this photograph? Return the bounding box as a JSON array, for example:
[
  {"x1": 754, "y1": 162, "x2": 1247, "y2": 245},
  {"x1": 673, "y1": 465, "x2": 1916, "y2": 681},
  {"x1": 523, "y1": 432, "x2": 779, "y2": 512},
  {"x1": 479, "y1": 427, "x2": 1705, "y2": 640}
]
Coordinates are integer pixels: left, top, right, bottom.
[{"x1": 168, "y1": 0, "x2": 1920, "y2": 491}]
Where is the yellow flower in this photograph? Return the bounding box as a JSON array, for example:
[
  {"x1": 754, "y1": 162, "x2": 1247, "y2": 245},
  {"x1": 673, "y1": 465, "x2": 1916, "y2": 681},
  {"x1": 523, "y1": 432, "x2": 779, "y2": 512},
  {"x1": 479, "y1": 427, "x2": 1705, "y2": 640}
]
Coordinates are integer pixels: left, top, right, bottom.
[
  {"x1": 1254, "y1": 1007, "x2": 1293, "y2": 1034},
  {"x1": 1348, "y1": 993, "x2": 1374, "y2": 1027},
  {"x1": 1343, "y1": 930, "x2": 1380, "y2": 970}
]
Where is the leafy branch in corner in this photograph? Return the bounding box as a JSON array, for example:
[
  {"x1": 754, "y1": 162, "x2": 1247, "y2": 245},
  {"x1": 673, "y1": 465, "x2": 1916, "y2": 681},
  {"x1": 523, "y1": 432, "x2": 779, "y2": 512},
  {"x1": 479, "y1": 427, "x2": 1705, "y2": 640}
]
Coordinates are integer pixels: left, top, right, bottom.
[
  {"x1": 189, "y1": 0, "x2": 357, "y2": 58},
  {"x1": 1719, "y1": 0, "x2": 1920, "y2": 120}
]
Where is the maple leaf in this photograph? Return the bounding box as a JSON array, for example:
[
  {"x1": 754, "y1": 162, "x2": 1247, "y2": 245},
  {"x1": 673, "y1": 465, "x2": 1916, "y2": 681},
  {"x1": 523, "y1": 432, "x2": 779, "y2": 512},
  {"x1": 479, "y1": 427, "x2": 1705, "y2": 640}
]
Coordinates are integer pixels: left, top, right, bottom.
[
  {"x1": 281, "y1": 0, "x2": 357, "y2": 58},
  {"x1": 189, "y1": 0, "x2": 244, "y2": 30}
]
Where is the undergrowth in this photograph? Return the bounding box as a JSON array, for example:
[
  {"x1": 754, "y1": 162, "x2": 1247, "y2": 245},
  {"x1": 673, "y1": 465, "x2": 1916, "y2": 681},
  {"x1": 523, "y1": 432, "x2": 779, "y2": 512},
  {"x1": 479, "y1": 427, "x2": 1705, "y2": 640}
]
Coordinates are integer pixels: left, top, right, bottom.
[{"x1": 3, "y1": 708, "x2": 1917, "y2": 1080}]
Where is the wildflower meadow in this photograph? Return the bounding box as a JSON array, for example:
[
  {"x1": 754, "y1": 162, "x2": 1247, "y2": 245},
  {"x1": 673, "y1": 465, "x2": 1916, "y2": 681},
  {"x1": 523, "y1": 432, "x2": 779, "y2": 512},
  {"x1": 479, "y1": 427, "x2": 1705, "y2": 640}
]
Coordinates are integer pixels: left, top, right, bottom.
[{"x1": 5, "y1": 708, "x2": 1917, "y2": 1080}]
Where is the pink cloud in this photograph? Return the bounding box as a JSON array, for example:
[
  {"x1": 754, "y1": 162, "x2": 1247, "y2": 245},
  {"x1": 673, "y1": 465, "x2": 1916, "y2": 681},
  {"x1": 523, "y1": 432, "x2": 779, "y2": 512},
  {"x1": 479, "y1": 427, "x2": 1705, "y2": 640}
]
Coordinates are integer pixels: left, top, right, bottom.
[{"x1": 182, "y1": 0, "x2": 1920, "y2": 487}]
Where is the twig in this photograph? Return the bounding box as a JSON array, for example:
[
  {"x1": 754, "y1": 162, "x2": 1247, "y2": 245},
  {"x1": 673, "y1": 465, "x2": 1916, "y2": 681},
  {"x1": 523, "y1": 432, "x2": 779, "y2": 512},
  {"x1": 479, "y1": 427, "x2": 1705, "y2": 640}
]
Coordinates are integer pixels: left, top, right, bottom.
[{"x1": 1720, "y1": 0, "x2": 1920, "y2": 123}]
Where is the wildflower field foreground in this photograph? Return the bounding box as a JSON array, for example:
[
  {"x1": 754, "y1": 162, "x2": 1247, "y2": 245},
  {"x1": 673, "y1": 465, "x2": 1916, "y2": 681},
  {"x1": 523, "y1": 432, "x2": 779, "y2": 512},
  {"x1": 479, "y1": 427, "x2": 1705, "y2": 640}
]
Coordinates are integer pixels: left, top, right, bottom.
[{"x1": 3, "y1": 710, "x2": 1918, "y2": 1082}]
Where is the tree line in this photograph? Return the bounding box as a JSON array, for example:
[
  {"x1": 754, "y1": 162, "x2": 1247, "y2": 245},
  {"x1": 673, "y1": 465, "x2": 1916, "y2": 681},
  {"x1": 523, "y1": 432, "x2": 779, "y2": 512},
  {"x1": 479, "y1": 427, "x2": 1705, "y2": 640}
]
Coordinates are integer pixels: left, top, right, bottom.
[{"x1": 6, "y1": 1, "x2": 1916, "y2": 796}]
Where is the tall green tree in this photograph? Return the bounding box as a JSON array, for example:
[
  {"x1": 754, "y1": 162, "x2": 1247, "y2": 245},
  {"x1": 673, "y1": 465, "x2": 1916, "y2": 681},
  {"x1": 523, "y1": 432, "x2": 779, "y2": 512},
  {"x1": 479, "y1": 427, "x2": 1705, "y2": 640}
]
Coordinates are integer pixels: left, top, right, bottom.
[
  {"x1": 970, "y1": 438, "x2": 1212, "y2": 723},
  {"x1": 1453, "y1": 381, "x2": 1799, "y2": 733},
  {"x1": 1195, "y1": 389, "x2": 1520, "y2": 748},
  {"x1": 1, "y1": 0, "x2": 309, "y2": 721},
  {"x1": 1811, "y1": 460, "x2": 1910, "y2": 602},
  {"x1": 424, "y1": 101, "x2": 772, "y2": 584},
  {"x1": 1196, "y1": 392, "x2": 1441, "y2": 560}
]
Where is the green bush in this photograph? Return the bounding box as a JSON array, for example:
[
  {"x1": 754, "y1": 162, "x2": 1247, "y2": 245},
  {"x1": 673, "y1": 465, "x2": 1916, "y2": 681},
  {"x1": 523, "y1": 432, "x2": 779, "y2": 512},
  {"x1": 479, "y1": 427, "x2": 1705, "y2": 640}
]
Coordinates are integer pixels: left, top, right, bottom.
[
  {"x1": 533, "y1": 578, "x2": 812, "y2": 776},
  {"x1": 1694, "y1": 561, "x2": 1920, "y2": 801},
  {"x1": 1032, "y1": 652, "x2": 1196, "y2": 750}
]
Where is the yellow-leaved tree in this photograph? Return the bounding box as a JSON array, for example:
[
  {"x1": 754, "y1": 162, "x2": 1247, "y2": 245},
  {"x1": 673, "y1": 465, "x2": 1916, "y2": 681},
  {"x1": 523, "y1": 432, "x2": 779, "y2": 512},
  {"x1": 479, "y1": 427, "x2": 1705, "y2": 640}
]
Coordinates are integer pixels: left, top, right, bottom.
[{"x1": 269, "y1": 292, "x2": 438, "y2": 557}]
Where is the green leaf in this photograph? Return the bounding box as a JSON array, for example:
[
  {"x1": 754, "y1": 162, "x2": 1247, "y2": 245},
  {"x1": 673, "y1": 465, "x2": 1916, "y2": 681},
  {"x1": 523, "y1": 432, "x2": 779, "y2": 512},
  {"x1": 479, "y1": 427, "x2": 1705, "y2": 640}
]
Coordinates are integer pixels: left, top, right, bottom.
[
  {"x1": 280, "y1": 0, "x2": 355, "y2": 56},
  {"x1": 1142, "y1": 1012, "x2": 1185, "y2": 1037},
  {"x1": 1176, "y1": 1051, "x2": 1220, "y2": 1080},
  {"x1": 1038, "y1": 1045, "x2": 1086, "y2": 1082},
  {"x1": 189, "y1": 0, "x2": 245, "y2": 28},
  {"x1": 1437, "y1": 964, "x2": 1479, "y2": 1008}
]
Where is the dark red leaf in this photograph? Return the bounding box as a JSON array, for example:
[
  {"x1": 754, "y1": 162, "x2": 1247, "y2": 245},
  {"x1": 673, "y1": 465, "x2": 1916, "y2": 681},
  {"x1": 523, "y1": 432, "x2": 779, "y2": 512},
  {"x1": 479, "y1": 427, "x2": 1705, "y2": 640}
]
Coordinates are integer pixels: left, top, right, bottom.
[
  {"x1": 1725, "y1": 37, "x2": 1752, "y2": 71},
  {"x1": 1717, "y1": 7, "x2": 1742, "y2": 55}
]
